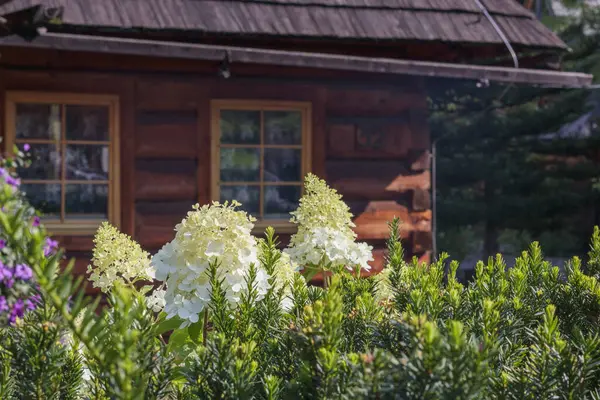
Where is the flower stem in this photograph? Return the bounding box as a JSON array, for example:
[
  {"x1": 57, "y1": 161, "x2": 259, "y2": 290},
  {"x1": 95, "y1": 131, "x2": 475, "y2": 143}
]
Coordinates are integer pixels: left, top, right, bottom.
[{"x1": 202, "y1": 308, "x2": 209, "y2": 346}]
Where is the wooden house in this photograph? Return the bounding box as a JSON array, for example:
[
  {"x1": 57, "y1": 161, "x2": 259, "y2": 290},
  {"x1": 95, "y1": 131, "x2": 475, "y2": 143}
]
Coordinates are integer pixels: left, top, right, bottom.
[{"x1": 0, "y1": 0, "x2": 592, "y2": 289}]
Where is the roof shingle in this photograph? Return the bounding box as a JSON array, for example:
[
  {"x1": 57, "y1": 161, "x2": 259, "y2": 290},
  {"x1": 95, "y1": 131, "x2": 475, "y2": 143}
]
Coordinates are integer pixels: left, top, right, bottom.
[{"x1": 0, "y1": 0, "x2": 567, "y2": 50}]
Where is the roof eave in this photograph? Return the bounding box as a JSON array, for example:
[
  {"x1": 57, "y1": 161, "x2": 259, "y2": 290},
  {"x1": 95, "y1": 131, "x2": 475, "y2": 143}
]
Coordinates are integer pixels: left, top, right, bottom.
[{"x1": 0, "y1": 31, "x2": 592, "y2": 88}]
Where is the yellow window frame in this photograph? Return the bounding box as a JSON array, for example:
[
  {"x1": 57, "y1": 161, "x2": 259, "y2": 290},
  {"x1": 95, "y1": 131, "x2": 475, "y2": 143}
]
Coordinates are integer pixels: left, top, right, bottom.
[
  {"x1": 4, "y1": 91, "x2": 121, "y2": 235},
  {"x1": 210, "y1": 99, "x2": 312, "y2": 232}
]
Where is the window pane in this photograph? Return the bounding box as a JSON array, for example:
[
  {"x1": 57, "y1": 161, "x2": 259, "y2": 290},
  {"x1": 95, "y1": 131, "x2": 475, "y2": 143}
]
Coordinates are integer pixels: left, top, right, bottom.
[
  {"x1": 264, "y1": 186, "x2": 301, "y2": 220},
  {"x1": 264, "y1": 149, "x2": 302, "y2": 182},
  {"x1": 264, "y1": 111, "x2": 302, "y2": 145},
  {"x1": 220, "y1": 185, "x2": 260, "y2": 216},
  {"x1": 21, "y1": 183, "x2": 61, "y2": 217},
  {"x1": 65, "y1": 184, "x2": 108, "y2": 219},
  {"x1": 66, "y1": 145, "x2": 109, "y2": 181},
  {"x1": 65, "y1": 105, "x2": 109, "y2": 141},
  {"x1": 220, "y1": 148, "x2": 260, "y2": 182},
  {"x1": 15, "y1": 103, "x2": 61, "y2": 140},
  {"x1": 17, "y1": 143, "x2": 61, "y2": 180},
  {"x1": 220, "y1": 110, "x2": 260, "y2": 144}
]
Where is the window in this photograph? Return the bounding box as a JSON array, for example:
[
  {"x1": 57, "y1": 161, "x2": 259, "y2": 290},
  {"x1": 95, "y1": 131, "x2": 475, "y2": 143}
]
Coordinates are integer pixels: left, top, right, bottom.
[
  {"x1": 211, "y1": 100, "x2": 311, "y2": 230},
  {"x1": 4, "y1": 92, "x2": 120, "y2": 234}
]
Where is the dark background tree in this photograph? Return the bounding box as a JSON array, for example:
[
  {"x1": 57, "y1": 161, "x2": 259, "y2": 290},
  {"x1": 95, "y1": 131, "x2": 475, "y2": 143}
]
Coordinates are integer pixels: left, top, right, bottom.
[{"x1": 431, "y1": 2, "x2": 600, "y2": 260}]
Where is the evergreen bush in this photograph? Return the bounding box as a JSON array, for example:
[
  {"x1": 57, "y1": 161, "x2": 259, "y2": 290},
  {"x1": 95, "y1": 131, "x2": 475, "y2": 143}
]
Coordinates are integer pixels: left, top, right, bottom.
[{"x1": 2, "y1": 163, "x2": 600, "y2": 399}]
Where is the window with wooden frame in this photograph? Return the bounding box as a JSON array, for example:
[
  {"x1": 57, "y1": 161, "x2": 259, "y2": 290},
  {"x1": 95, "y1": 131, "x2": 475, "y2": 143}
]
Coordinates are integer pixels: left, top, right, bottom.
[
  {"x1": 211, "y1": 100, "x2": 311, "y2": 230},
  {"x1": 4, "y1": 92, "x2": 120, "y2": 234}
]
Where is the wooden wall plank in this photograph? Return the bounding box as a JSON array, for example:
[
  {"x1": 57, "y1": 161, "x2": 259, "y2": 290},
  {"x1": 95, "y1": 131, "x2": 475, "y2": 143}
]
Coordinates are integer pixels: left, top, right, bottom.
[
  {"x1": 135, "y1": 123, "x2": 198, "y2": 158},
  {"x1": 135, "y1": 159, "x2": 197, "y2": 201},
  {"x1": 136, "y1": 79, "x2": 200, "y2": 110},
  {"x1": 328, "y1": 121, "x2": 412, "y2": 159},
  {"x1": 326, "y1": 88, "x2": 420, "y2": 116}
]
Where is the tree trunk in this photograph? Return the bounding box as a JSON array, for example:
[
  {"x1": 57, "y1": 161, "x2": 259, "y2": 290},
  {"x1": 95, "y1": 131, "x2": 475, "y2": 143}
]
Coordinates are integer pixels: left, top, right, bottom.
[{"x1": 483, "y1": 180, "x2": 499, "y2": 259}]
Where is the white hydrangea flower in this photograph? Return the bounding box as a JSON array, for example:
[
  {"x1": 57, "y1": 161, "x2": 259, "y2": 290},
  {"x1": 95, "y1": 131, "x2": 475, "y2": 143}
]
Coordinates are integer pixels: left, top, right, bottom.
[
  {"x1": 146, "y1": 287, "x2": 167, "y2": 313},
  {"x1": 87, "y1": 222, "x2": 155, "y2": 293},
  {"x1": 286, "y1": 174, "x2": 374, "y2": 272},
  {"x1": 151, "y1": 201, "x2": 270, "y2": 327}
]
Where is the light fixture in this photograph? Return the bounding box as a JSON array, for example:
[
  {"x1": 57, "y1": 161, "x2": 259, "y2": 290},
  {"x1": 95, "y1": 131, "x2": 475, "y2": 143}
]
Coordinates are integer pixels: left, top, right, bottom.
[{"x1": 218, "y1": 51, "x2": 231, "y2": 79}]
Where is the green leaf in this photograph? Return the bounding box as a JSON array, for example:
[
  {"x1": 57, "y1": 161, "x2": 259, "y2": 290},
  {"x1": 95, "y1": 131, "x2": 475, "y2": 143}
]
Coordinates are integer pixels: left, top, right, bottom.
[
  {"x1": 167, "y1": 328, "x2": 190, "y2": 354},
  {"x1": 188, "y1": 319, "x2": 203, "y2": 344},
  {"x1": 155, "y1": 315, "x2": 184, "y2": 336}
]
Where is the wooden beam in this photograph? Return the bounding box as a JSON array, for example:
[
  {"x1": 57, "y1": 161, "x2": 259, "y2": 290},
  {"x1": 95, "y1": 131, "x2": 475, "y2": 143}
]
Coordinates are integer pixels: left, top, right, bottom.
[{"x1": 0, "y1": 32, "x2": 592, "y2": 88}]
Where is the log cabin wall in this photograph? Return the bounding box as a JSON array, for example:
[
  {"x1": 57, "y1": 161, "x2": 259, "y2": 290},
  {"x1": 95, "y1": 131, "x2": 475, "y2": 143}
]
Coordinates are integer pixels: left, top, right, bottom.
[{"x1": 0, "y1": 48, "x2": 432, "y2": 291}]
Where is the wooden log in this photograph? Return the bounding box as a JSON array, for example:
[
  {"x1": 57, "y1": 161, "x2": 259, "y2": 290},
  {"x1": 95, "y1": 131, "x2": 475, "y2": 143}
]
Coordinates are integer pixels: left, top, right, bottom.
[
  {"x1": 52, "y1": 235, "x2": 95, "y2": 252},
  {"x1": 412, "y1": 188, "x2": 431, "y2": 212},
  {"x1": 330, "y1": 172, "x2": 430, "y2": 200},
  {"x1": 353, "y1": 201, "x2": 431, "y2": 241},
  {"x1": 328, "y1": 121, "x2": 411, "y2": 159},
  {"x1": 136, "y1": 79, "x2": 200, "y2": 110},
  {"x1": 409, "y1": 150, "x2": 431, "y2": 171},
  {"x1": 412, "y1": 230, "x2": 432, "y2": 254},
  {"x1": 326, "y1": 88, "x2": 420, "y2": 116},
  {"x1": 418, "y1": 251, "x2": 431, "y2": 264},
  {"x1": 135, "y1": 159, "x2": 197, "y2": 201},
  {"x1": 135, "y1": 123, "x2": 198, "y2": 158}
]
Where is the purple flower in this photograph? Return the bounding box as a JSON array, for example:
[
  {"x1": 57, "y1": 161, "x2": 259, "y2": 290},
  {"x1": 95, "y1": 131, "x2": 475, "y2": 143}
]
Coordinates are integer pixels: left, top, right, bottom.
[
  {"x1": 25, "y1": 298, "x2": 36, "y2": 311},
  {"x1": 0, "y1": 264, "x2": 13, "y2": 282},
  {"x1": 0, "y1": 239, "x2": 5, "y2": 250},
  {"x1": 8, "y1": 299, "x2": 24, "y2": 325},
  {"x1": 5, "y1": 176, "x2": 19, "y2": 187},
  {"x1": 0, "y1": 296, "x2": 7, "y2": 313},
  {"x1": 32, "y1": 216, "x2": 41, "y2": 227},
  {"x1": 5, "y1": 279, "x2": 14, "y2": 289},
  {"x1": 23, "y1": 143, "x2": 30, "y2": 152},
  {"x1": 43, "y1": 238, "x2": 58, "y2": 257},
  {"x1": 14, "y1": 264, "x2": 32, "y2": 281}
]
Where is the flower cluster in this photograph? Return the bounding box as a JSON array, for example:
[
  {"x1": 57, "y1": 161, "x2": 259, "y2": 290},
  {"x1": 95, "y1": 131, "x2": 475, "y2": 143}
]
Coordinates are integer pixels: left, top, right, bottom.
[
  {"x1": 43, "y1": 237, "x2": 58, "y2": 257},
  {"x1": 0, "y1": 167, "x2": 20, "y2": 189},
  {"x1": 286, "y1": 174, "x2": 373, "y2": 272},
  {"x1": 0, "y1": 259, "x2": 38, "y2": 324},
  {"x1": 146, "y1": 287, "x2": 167, "y2": 313},
  {"x1": 87, "y1": 222, "x2": 155, "y2": 293},
  {"x1": 152, "y1": 201, "x2": 270, "y2": 326}
]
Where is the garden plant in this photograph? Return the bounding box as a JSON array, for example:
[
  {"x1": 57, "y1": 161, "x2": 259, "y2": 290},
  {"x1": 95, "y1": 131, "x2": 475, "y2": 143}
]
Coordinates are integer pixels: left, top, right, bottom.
[{"x1": 2, "y1": 148, "x2": 600, "y2": 399}]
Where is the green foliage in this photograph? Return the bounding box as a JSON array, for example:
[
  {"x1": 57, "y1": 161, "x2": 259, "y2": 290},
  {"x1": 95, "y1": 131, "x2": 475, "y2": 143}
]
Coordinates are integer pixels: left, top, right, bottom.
[{"x1": 5, "y1": 177, "x2": 600, "y2": 398}]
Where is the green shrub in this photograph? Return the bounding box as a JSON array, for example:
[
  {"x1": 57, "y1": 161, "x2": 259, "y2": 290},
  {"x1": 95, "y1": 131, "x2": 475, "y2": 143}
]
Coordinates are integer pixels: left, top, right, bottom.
[{"x1": 2, "y1": 170, "x2": 600, "y2": 399}]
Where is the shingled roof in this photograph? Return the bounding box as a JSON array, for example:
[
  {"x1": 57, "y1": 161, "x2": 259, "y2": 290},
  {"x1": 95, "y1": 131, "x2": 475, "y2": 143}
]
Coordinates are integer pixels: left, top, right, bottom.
[{"x1": 0, "y1": 0, "x2": 567, "y2": 50}]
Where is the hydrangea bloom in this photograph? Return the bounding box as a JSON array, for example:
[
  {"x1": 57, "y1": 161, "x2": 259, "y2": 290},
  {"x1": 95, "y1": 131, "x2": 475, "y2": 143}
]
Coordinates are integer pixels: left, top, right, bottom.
[
  {"x1": 151, "y1": 201, "x2": 270, "y2": 326},
  {"x1": 87, "y1": 222, "x2": 154, "y2": 293},
  {"x1": 146, "y1": 287, "x2": 167, "y2": 313},
  {"x1": 285, "y1": 174, "x2": 373, "y2": 272}
]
